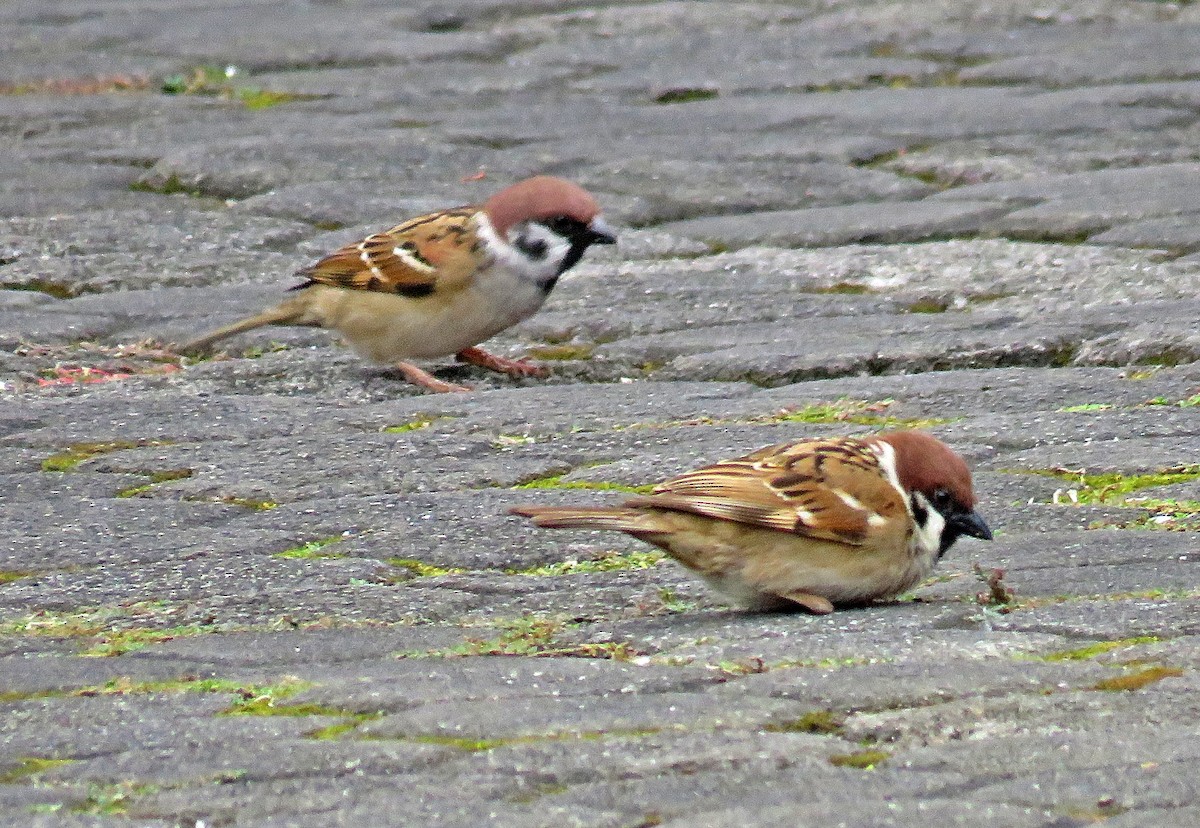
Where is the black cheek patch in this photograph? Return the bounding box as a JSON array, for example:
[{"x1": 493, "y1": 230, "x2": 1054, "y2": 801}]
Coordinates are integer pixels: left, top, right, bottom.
[
  {"x1": 909, "y1": 493, "x2": 930, "y2": 528},
  {"x1": 396, "y1": 283, "x2": 435, "y2": 298},
  {"x1": 513, "y1": 235, "x2": 549, "y2": 260}
]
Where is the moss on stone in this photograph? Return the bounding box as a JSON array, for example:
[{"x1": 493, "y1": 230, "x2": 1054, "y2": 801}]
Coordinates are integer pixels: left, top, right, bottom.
[
  {"x1": 809, "y1": 282, "x2": 873, "y2": 295},
  {"x1": 513, "y1": 473, "x2": 655, "y2": 495},
  {"x1": 81, "y1": 623, "x2": 220, "y2": 657},
  {"x1": 0, "y1": 757, "x2": 75, "y2": 783},
  {"x1": 275, "y1": 537, "x2": 344, "y2": 560},
  {"x1": 524, "y1": 343, "x2": 596, "y2": 361},
  {"x1": 306, "y1": 713, "x2": 383, "y2": 740},
  {"x1": 383, "y1": 414, "x2": 449, "y2": 433},
  {"x1": 905, "y1": 298, "x2": 950, "y2": 314},
  {"x1": 1023, "y1": 465, "x2": 1200, "y2": 506},
  {"x1": 507, "y1": 550, "x2": 663, "y2": 576},
  {"x1": 386, "y1": 558, "x2": 465, "y2": 577},
  {"x1": 399, "y1": 617, "x2": 640, "y2": 660},
  {"x1": 1058, "y1": 403, "x2": 1113, "y2": 413},
  {"x1": 771, "y1": 399, "x2": 955, "y2": 429},
  {"x1": 0, "y1": 570, "x2": 35, "y2": 583},
  {"x1": 41, "y1": 440, "x2": 170, "y2": 472},
  {"x1": 829, "y1": 749, "x2": 890, "y2": 769},
  {"x1": 1039, "y1": 636, "x2": 1159, "y2": 661},
  {"x1": 219, "y1": 678, "x2": 315, "y2": 715},
  {"x1": 71, "y1": 781, "x2": 159, "y2": 815},
  {"x1": 116, "y1": 467, "x2": 194, "y2": 497},
  {"x1": 765, "y1": 710, "x2": 845, "y2": 735},
  {"x1": 1090, "y1": 666, "x2": 1183, "y2": 692},
  {"x1": 654, "y1": 88, "x2": 718, "y2": 104}
]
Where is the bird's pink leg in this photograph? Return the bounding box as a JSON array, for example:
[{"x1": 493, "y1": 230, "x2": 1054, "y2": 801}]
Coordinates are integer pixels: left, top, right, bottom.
[
  {"x1": 779, "y1": 591, "x2": 835, "y2": 614},
  {"x1": 394, "y1": 360, "x2": 471, "y2": 393},
  {"x1": 455, "y1": 346, "x2": 549, "y2": 378}
]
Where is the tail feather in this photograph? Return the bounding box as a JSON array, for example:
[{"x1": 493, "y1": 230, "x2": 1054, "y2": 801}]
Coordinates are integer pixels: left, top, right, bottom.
[
  {"x1": 509, "y1": 505, "x2": 665, "y2": 534},
  {"x1": 180, "y1": 304, "x2": 305, "y2": 353}
]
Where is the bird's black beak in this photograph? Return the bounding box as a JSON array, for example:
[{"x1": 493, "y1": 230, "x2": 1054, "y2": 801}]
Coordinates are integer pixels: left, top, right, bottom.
[
  {"x1": 951, "y1": 509, "x2": 993, "y2": 541},
  {"x1": 586, "y1": 216, "x2": 617, "y2": 245}
]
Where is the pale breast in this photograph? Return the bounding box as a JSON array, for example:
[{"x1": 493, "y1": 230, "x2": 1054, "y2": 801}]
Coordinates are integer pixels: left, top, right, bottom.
[{"x1": 302, "y1": 268, "x2": 550, "y2": 362}]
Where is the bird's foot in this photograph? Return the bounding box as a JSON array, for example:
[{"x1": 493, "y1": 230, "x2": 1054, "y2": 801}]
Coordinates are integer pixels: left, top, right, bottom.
[{"x1": 455, "y1": 346, "x2": 549, "y2": 379}]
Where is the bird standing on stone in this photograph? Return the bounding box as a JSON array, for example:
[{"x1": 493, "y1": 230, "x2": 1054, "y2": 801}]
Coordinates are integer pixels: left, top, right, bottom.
[
  {"x1": 512, "y1": 431, "x2": 992, "y2": 614},
  {"x1": 181, "y1": 175, "x2": 616, "y2": 392}
]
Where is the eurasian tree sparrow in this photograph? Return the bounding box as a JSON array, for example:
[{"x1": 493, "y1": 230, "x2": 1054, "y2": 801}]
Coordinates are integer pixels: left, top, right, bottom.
[
  {"x1": 512, "y1": 431, "x2": 992, "y2": 613},
  {"x1": 182, "y1": 175, "x2": 616, "y2": 392}
]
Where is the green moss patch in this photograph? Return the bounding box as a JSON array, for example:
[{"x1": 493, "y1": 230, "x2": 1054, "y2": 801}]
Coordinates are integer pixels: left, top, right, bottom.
[
  {"x1": 809, "y1": 281, "x2": 873, "y2": 295},
  {"x1": 654, "y1": 88, "x2": 718, "y2": 104},
  {"x1": 275, "y1": 537, "x2": 344, "y2": 560},
  {"x1": 1133, "y1": 348, "x2": 1194, "y2": 368},
  {"x1": 182, "y1": 494, "x2": 278, "y2": 510},
  {"x1": 1023, "y1": 465, "x2": 1200, "y2": 506},
  {"x1": 80, "y1": 623, "x2": 221, "y2": 657},
  {"x1": 307, "y1": 713, "x2": 383, "y2": 740},
  {"x1": 116, "y1": 467, "x2": 194, "y2": 497},
  {"x1": 386, "y1": 558, "x2": 465, "y2": 577},
  {"x1": 1091, "y1": 503, "x2": 1200, "y2": 532},
  {"x1": 409, "y1": 726, "x2": 662, "y2": 753},
  {"x1": 0, "y1": 74, "x2": 150, "y2": 96},
  {"x1": 765, "y1": 710, "x2": 845, "y2": 735},
  {"x1": 507, "y1": 550, "x2": 663, "y2": 576},
  {"x1": 78, "y1": 676, "x2": 251, "y2": 697},
  {"x1": 129, "y1": 173, "x2": 202, "y2": 197},
  {"x1": 1057, "y1": 801, "x2": 1129, "y2": 821},
  {"x1": 770, "y1": 398, "x2": 955, "y2": 429},
  {"x1": 1, "y1": 278, "x2": 78, "y2": 299},
  {"x1": 0, "y1": 757, "x2": 75, "y2": 784},
  {"x1": 513, "y1": 473, "x2": 655, "y2": 495},
  {"x1": 624, "y1": 398, "x2": 954, "y2": 431},
  {"x1": 399, "y1": 617, "x2": 640, "y2": 660},
  {"x1": 655, "y1": 587, "x2": 695, "y2": 613},
  {"x1": 0, "y1": 602, "x2": 222, "y2": 656},
  {"x1": 1038, "y1": 637, "x2": 1159, "y2": 662},
  {"x1": 524, "y1": 343, "x2": 595, "y2": 361},
  {"x1": 161, "y1": 65, "x2": 322, "y2": 110},
  {"x1": 384, "y1": 414, "x2": 451, "y2": 433},
  {"x1": 72, "y1": 781, "x2": 159, "y2": 815},
  {"x1": 0, "y1": 570, "x2": 36, "y2": 584},
  {"x1": 412, "y1": 734, "x2": 511, "y2": 752},
  {"x1": 219, "y1": 677, "x2": 315, "y2": 715},
  {"x1": 0, "y1": 604, "x2": 149, "y2": 638},
  {"x1": 1091, "y1": 666, "x2": 1184, "y2": 692},
  {"x1": 41, "y1": 440, "x2": 171, "y2": 472},
  {"x1": 905, "y1": 298, "x2": 950, "y2": 314},
  {"x1": 829, "y1": 749, "x2": 890, "y2": 769},
  {"x1": 1058, "y1": 403, "x2": 1114, "y2": 413}
]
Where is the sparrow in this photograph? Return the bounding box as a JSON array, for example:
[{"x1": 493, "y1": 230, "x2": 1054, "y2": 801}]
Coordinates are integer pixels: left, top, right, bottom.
[
  {"x1": 181, "y1": 175, "x2": 616, "y2": 392},
  {"x1": 511, "y1": 431, "x2": 992, "y2": 614}
]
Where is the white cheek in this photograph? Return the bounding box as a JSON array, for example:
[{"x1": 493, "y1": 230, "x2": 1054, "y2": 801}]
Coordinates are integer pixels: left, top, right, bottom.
[
  {"x1": 909, "y1": 491, "x2": 946, "y2": 557},
  {"x1": 477, "y1": 216, "x2": 568, "y2": 283}
]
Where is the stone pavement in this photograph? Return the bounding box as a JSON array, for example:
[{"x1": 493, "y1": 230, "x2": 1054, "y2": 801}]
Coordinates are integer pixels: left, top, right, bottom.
[{"x1": 2, "y1": 1, "x2": 1200, "y2": 825}]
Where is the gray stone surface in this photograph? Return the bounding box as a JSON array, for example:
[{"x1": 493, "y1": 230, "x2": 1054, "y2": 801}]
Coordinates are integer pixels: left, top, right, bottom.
[{"x1": 2, "y1": 1, "x2": 1200, "y2": 825}]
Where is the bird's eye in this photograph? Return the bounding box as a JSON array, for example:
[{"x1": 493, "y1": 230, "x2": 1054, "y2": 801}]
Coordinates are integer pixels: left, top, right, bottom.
[{"x1": 932, "y1": 488, "x2": 953, "y2": 507}]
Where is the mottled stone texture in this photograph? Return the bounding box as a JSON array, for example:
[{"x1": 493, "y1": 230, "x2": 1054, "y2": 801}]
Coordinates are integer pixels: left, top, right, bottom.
[{"x1": 2, "y1": 1, "x2": 1199, "y2": 825}]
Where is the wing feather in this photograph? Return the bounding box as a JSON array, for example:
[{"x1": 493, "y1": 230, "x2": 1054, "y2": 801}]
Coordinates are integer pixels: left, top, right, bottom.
[
  {"x1": 631, "y1": 438, "x2": 908, "y2": 546},
  {"x1": 297, "y1": 208, "x2": 483, "y2": 295}
]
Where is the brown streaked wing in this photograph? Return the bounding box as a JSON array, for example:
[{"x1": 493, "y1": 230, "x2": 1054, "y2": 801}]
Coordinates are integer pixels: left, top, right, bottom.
[
  {"x1": 298, "y1": 208, "x2": 483, "y2": 295},
  {"x1": 631, "y1": 438, "x2": 907, "y2": 546}
]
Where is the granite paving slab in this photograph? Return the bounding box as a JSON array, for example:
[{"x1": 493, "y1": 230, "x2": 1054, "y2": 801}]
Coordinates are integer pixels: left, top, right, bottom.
[{"x1": 2, "y1": 1, "x2": 1200, "y2": 825}]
